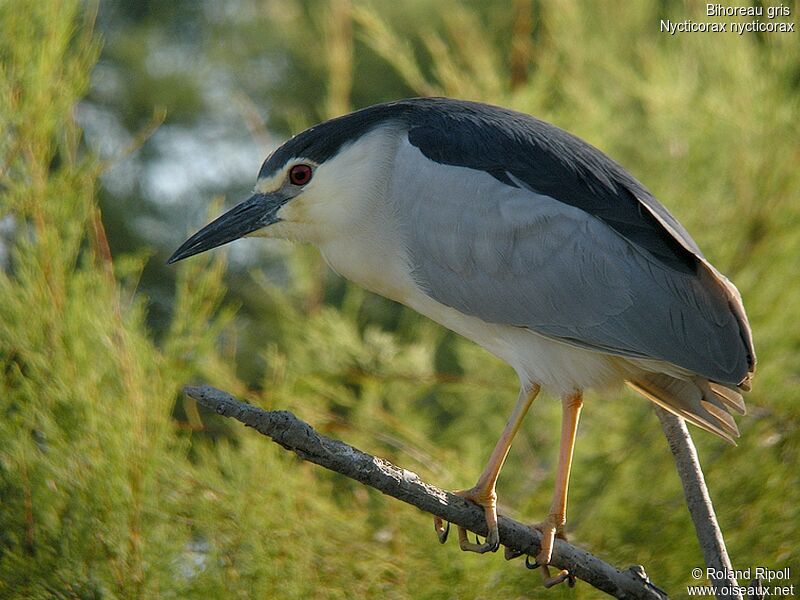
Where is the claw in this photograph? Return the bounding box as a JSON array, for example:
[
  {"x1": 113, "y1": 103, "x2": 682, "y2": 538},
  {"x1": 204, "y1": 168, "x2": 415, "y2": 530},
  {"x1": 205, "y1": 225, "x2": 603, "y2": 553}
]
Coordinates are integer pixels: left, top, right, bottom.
[
  {"x1": 485, "y1": 527, "x2": 500, "y2": 553},
  {"x1": 434, "y1": 516, "x2": 450, "y2": 544},
  {"x1": 525, "y1": 555, "x2": 540, "y2": 570}
]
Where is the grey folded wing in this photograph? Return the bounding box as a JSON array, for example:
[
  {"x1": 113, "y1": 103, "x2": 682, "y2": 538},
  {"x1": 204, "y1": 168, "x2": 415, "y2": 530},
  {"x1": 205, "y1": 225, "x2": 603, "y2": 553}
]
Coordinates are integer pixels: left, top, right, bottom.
[{"x1": 392, "y1": 138, "x2": 751, "y2": 386}]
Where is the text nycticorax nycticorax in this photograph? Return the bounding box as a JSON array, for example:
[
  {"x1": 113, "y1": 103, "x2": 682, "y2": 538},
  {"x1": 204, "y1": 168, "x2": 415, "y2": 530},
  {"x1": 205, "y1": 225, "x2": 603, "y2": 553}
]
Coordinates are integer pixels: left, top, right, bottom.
[{"x1": 169, "y1": 98, "x2": 755, "y2": 587}]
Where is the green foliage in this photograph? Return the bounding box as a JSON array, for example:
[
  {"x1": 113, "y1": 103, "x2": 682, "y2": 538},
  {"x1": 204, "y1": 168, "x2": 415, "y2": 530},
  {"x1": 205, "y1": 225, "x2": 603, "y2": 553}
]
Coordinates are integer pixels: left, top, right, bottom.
[{"x1": 1, "y1": 1, "x2": 798, "y2": 598}]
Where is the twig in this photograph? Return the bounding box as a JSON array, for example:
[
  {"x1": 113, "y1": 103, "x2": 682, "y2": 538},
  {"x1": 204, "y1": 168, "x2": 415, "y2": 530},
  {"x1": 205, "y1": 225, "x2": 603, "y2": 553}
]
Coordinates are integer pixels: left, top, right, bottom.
[
  {"x1": 655, "y1": 407, "x2": 742, "y2": 600},
  {"x1": 185, "y1": 385, "x2": 668, "y2": 599}
]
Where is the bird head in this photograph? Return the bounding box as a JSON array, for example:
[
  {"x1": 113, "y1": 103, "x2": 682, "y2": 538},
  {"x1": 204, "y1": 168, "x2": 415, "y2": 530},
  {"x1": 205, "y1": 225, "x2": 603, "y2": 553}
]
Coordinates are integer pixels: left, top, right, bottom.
[{"x1": 167, "y1": 116, "x2": 399, "y2": 265}]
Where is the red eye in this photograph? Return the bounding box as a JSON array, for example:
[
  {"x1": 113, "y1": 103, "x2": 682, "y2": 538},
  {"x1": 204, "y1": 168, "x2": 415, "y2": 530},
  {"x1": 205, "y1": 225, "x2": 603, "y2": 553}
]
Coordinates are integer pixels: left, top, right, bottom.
[{"x1": 289, "y1": 163, "x2": 313, "y2": 186}]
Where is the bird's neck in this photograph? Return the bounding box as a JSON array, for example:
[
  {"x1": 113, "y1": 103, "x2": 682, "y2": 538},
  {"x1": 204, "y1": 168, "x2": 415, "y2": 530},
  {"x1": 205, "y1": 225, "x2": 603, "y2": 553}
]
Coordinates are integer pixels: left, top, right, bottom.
[{"x1": 317, "y1": 220, "x2": 417, "y2": 305}]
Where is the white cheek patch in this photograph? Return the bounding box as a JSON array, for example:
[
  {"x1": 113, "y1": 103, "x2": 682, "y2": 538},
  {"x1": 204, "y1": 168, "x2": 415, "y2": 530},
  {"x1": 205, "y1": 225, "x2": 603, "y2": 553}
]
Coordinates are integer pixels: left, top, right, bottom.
[
  {"x1": 254, "y1": 173, "x2": 283, "y2": 194},
  {"x1": 275, "y1": 192, "x2": 313, "y2": 224},
  {"x1": 275, "y1": 202, "x2": 294, "y2": 220}
]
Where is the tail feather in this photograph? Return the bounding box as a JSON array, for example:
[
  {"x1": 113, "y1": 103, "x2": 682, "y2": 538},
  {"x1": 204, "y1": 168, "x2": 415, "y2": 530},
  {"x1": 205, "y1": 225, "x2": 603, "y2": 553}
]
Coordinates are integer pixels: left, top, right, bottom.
[
  {"x1": 707, "y1": 381, "x2": 746, "y2": 415},
  {"x1": 627, "y1": 373, "x2": 744, "y2": 444},
  {"x1": 699, "y1": 400, "x2": 739, "y2": 438}
]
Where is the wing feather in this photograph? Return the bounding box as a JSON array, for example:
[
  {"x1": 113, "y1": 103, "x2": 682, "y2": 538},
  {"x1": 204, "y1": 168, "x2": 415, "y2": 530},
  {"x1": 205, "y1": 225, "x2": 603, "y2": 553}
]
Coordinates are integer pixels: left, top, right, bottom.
[{"x1": 391, "y1": 136, "x2": 750, "y2": 385}]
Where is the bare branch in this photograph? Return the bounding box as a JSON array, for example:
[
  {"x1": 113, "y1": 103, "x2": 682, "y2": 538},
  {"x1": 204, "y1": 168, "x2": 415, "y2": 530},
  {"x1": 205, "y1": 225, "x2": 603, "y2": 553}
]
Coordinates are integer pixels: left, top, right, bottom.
[
  {"x1": 656, "y1": 407, "x2": 742, "y2": 600},
  {"x1": 185, "y1": 385, "x2": 668, "y2": 600}
]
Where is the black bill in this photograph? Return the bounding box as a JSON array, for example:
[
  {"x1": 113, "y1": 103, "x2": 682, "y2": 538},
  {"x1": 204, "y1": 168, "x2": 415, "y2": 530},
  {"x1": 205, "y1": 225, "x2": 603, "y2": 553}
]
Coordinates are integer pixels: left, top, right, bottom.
[{"x1": 167, "y1": 192, "x2": 287, "y2": 264}]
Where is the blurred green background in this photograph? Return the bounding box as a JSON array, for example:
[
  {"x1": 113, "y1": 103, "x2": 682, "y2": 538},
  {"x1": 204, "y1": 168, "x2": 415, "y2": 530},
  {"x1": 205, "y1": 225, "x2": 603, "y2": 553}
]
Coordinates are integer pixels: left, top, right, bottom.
[{"x1": 1, "y1": 0, "x2": 798, "y2": 597}]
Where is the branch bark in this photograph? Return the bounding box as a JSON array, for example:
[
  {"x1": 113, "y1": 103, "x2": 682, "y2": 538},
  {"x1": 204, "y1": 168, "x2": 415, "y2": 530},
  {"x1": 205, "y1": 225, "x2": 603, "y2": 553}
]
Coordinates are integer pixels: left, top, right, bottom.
[
  {"x1": 185, "y1": 385, "x2": 668, "y2": 599},
  {"x1": 655, "y1": 408, "x2": 743, "y2": 600}
]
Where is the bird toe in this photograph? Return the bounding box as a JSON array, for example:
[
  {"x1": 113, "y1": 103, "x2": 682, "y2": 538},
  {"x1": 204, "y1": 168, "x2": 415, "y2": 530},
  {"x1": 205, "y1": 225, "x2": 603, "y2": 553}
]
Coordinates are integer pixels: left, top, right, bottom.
[
  {"x1": 457, "y1": 527, "x2": 499, "y2": 554},
  {"x1": 433, "y1": 516, "x2": 450, "y2": 544},
  {"x1": 530, "y1": 517, "x2": 572, "y2": 588}
]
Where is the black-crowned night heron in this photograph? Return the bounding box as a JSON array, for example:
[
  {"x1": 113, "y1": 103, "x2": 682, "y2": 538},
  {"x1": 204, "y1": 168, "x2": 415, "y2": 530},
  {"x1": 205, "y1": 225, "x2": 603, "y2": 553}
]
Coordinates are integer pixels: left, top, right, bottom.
[{"x1": 168, "y1": 98, "x2": 755, "y2": 587}]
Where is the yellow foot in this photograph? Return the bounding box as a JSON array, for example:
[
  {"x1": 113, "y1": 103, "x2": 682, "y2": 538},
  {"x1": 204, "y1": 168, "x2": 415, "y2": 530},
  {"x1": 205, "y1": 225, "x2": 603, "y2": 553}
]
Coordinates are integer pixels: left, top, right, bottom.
[
  {"x1": 503, "y1": 517, "x2": 575, "y2": 587},
  {"x1": 432, "y1": 486, "x2": 500, "y2": 554},
  {"x1": 530, "y1": 515, "x2": 572, "y2": 588}
]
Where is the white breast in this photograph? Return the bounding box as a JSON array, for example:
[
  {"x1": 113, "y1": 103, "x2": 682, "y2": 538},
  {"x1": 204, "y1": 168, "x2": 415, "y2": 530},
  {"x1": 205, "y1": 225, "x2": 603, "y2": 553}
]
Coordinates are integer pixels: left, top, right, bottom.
[
  {"x1": 319, "y1": 206, "x2": 628, "y2": 396},
  {"x1": 313, "y1": 128, "x2": 631, "y2": 395}
]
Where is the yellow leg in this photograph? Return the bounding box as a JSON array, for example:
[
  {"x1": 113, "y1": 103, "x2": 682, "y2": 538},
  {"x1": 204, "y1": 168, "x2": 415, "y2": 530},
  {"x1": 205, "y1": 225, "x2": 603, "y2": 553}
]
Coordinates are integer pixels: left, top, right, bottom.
[
  {"x1": 434, "y1": 383, "x2": 541, "y2": 553},
  {"x1": 534, "y1": 390, "x2": 583, "y2": 587}
]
